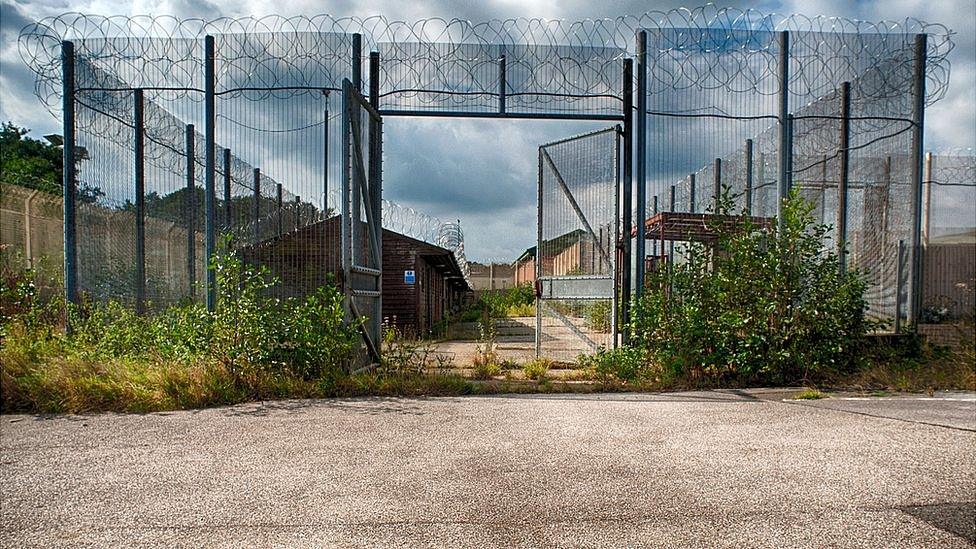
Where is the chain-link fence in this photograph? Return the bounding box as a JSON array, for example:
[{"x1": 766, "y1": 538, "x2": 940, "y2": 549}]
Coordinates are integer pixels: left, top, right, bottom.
[{"x1": 15, "y1": 6, "x2": 957, "y2": 343}]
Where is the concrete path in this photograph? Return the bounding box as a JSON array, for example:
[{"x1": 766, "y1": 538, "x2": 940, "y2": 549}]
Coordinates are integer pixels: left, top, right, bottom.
[{"x1": 2, "y1": 390, "x2": 974, "y2": 547}]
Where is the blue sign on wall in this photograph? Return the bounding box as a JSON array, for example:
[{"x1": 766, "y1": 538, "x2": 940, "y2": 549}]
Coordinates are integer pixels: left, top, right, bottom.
[{"x1": 404, "y1": 270, "x2": 416, "y2": 284}]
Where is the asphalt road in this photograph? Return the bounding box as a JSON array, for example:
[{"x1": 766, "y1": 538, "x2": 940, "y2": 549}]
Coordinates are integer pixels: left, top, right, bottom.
[{"x1": 2, "y1": 390, "x2": 974, "y2": 548}]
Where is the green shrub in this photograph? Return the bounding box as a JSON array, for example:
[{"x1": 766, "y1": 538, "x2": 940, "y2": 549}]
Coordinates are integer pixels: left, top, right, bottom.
[
  {"x1": 585, "y1": 300, "x2": 612, "y2": 332},
  {"x1": 577, "y1": 347, "x2": 647, "y2": 382},
  {"x1": 630, "y1": 191, "x2": 872, "y2": 385}
]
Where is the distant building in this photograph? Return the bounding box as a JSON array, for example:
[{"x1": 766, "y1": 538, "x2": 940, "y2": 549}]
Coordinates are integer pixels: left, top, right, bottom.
[
  {"x1": 239, "y1": 216, "x2": 470, "y2": 336},
  {"x1": 512, "y1": 229, "x2": 604, "y2": 285}
]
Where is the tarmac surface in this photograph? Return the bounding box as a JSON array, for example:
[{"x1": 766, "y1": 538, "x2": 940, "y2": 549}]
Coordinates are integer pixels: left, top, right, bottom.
[{"x1": 2, "y1": 389, "x2": 974, "y2": 547}]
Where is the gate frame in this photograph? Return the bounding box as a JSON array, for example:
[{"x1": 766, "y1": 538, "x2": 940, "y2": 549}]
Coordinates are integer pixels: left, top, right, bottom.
[
  {"x1": 534, "y1": 126, "x2": 622, "y2": 359},
  {"x1": 341, "y1": 77, "x2": 384, "y2": 365}
]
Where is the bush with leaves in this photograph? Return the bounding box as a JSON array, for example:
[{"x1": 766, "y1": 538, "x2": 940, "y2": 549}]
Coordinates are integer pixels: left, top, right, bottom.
[{"x1": 630, "y1": 191, "x2": 871, "y2": 385}]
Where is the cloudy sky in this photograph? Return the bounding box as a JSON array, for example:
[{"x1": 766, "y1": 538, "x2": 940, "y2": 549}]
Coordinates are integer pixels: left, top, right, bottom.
[{"x1": 1, "y1": 0, "x2": 973, "y2": 261}]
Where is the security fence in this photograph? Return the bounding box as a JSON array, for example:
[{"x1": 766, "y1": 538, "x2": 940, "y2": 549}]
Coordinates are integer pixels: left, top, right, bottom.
[{"x1": 15, "y1": 6, "x2": 957, "y2": 360}]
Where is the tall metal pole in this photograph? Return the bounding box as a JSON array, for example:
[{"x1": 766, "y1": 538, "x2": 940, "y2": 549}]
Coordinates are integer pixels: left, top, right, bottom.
[
  {"x1": 651, "y1": 195, "x2": 658, "y2": 257},
  {"x1": 499, "y1": 52, "x2": 507, "y2": 114},
  {"x1": 713, "y1": 158, "x2": 722, "y2": 213},
  {"x1": 777, "y1": 31, "x2": 791, "y2": 229},
  {"x1": 923, "y1": 152, "x2": 933, "y2": 247},
  {"x1": 134, "y1": 89, "x2": 146, "y2": 314},
  {"x1": 252, "y1": 168, "x2": 260, "y2": 242},
  {"x1": 352, "y1": 34, "x2": 362, "y2": 92},
  {"x1": 689, "y1": 173, "x2": 696, "y2": 213},
  {"x1": 369, "y1": 51, "x2": 380, "y2": 107},
  {"x1": 635, "y1": 30, "x2": 648, "y2": 301},
  {"x1": 908, "y1": 33, "x2": 927, "y2": 328},
  {"x1": 838, "y1": 81, "x2": 851, "y2": 273},
  {"x1": 323, "y1": 90, "x2": 330, "y2": 215},
  {"x1": 61, "y1": 41, "x2": 78, "y2": 309},
  {"x1": 222, "y1": 147, "x2": 231, "y2": 229},
  {"x1": 204, "y1": 35, "x2": 216, "y2": 312},
  {"x1": 185, "y1": 124, "x2": 196, "y2": 298},
  {"x1": 745, "y1": 139, "x2": 754, "y2": 215},
  {"x1": 668, "y1": 185, "x2": 675, "y2": 266},
  {"x1": 535, "y1": 147, "x2": 543, "y2": 358},
  {"x1": 276, "y1": 182, "x2": 283, "y2": 237},
  {"x1": 895, "y1": 240, "x2": 905, "y2": 333},
  {"x1": 621, "y1": 58, "x2": 633, "y2": 340}
]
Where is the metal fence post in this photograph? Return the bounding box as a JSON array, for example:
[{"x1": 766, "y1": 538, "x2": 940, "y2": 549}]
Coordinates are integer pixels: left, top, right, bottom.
[
  {"x1": 535, "y1": 147, "x2": 543, "y2": 358},
  {"x1": 62, "y1": 41, "x2": 78, "y2": 311},
  {"x1": 838, "y1": 81, "x2": 851, "y2": 273},
  {"x1": 276, "y1": 182, "x2": 283, "y2": 237},
  {"x1": 369, "y1": 51, "x2": 380, "y2": 107},
  {"x1": 134, "y1": 88, "x2": 146, "y2": 314},
  {"x1": 222, "y1": 147, "x2": 231, "y2": 229},
  {"x1": 909, "y1": 33, "x2": 927, "y2": 328},
  {"x1": 895, "y1": 240, "x2": 905, "y2": 333},
  {"x1": 745, "y1": 139, "x2": 754, "y2": 215},
  {"x1": 689, "y1": 173, "x2": 696, "y2": 213},
  {"x1": 923, "y1": 152, "x2": 933, "y2": 247},
  {"x1": 668, "y1": 185, "x2": 675, "y2": 266},
  {"x1": 204, "y1": 35, "x2": 216, "y2": 312},
  {"x1": 323, "y1": 91, "x2": 330, "y2": 215},
  {"x1": 635, "y1": 30, "x2": 648, "y2": 301},
  {"x1": 499, "y1": 51, "x2": 507, "y2": 114},
  {"x1": 777, "y1": 30, "x2": 790, "y2": 229},
  {"x1": 651, "y1": 195, "x2": 658, "y2": 257},
  {"x1": 713, "y1": 157, "x2": 722, "y2": 213},
  {"x1": 252, "y1": 168, "x2": 260, "y2": 242},
  {"x1": 621, "y1": 58, "x2": 633, "y2": 341},
  {"x1": 352, "y1": 34, "x2": 362, "y2": 91},
  {"x1": 185, "y1": 124, "x2": 195, "y2": 298}
]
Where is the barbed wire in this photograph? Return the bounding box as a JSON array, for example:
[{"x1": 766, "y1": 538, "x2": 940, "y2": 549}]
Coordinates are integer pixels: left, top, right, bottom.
[{"x1": 18, "y1": 5, "x2": 954, "y2": 116}]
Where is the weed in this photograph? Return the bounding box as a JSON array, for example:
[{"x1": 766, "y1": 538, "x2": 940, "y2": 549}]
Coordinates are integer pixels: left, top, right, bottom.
[
  {"x1": 523, "y1": 358, "x2": 552, "y2": 381},
  {"x1": 793, "y1": 388, "x2": 826, "y2": 400},
  {"x1": 472, "y1": 361, "x2": 502, "y2": 380}
]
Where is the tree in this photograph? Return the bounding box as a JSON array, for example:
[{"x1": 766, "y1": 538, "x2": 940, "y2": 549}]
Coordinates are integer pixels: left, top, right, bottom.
[{"x1": 0, "y1": 122, "x2": 101, "y2": 203}]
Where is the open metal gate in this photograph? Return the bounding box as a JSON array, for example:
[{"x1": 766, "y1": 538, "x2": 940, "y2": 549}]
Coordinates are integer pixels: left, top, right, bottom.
[
  {"x1": 342, "y1": 78, "x2": 383, "y2": 365},
  {"x1": 535, "y1": 127, "x2": 620, "y2": 362}
]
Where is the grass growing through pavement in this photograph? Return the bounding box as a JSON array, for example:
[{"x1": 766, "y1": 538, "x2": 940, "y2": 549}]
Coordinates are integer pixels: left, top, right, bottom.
[{"x1": 793, "y1": 388, "x2": 827, "y2": 400}]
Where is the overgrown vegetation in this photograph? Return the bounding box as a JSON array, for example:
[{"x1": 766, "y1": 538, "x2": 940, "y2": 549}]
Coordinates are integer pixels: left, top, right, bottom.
[
  {"x1": 1, "y1": 243, "x2": 364, "y2": 413},
  {"x1": 630, "y1": 192, "x2": 873, "y2": 386}
]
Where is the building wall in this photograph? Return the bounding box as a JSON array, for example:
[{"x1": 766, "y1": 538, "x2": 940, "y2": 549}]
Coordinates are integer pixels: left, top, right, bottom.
[{"x1": 923, "y1": 243, "x2": 975, "y2": 318}]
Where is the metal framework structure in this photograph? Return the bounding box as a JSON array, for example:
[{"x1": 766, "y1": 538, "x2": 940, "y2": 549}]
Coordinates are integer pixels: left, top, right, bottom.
[{"x1": 17, "y1": 6, "x2": 955, "y2": 362}]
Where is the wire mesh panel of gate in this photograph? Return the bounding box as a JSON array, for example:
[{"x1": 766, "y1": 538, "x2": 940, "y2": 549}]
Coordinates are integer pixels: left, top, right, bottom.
[
  {"x1": 537, "y1": 128, "x2": 618, "y2": 363},
  {"x1": 639, "y1": 21, "x2": 939, "y2": 329}
]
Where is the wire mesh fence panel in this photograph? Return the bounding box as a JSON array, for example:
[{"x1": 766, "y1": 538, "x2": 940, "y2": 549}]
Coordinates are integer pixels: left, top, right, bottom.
[
  {"x1": 922, "y1": 152, "x2": 976, "y2": 322},
  {"x1": 537, "y1": 127, "x2": 618, "y2": 363}
]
